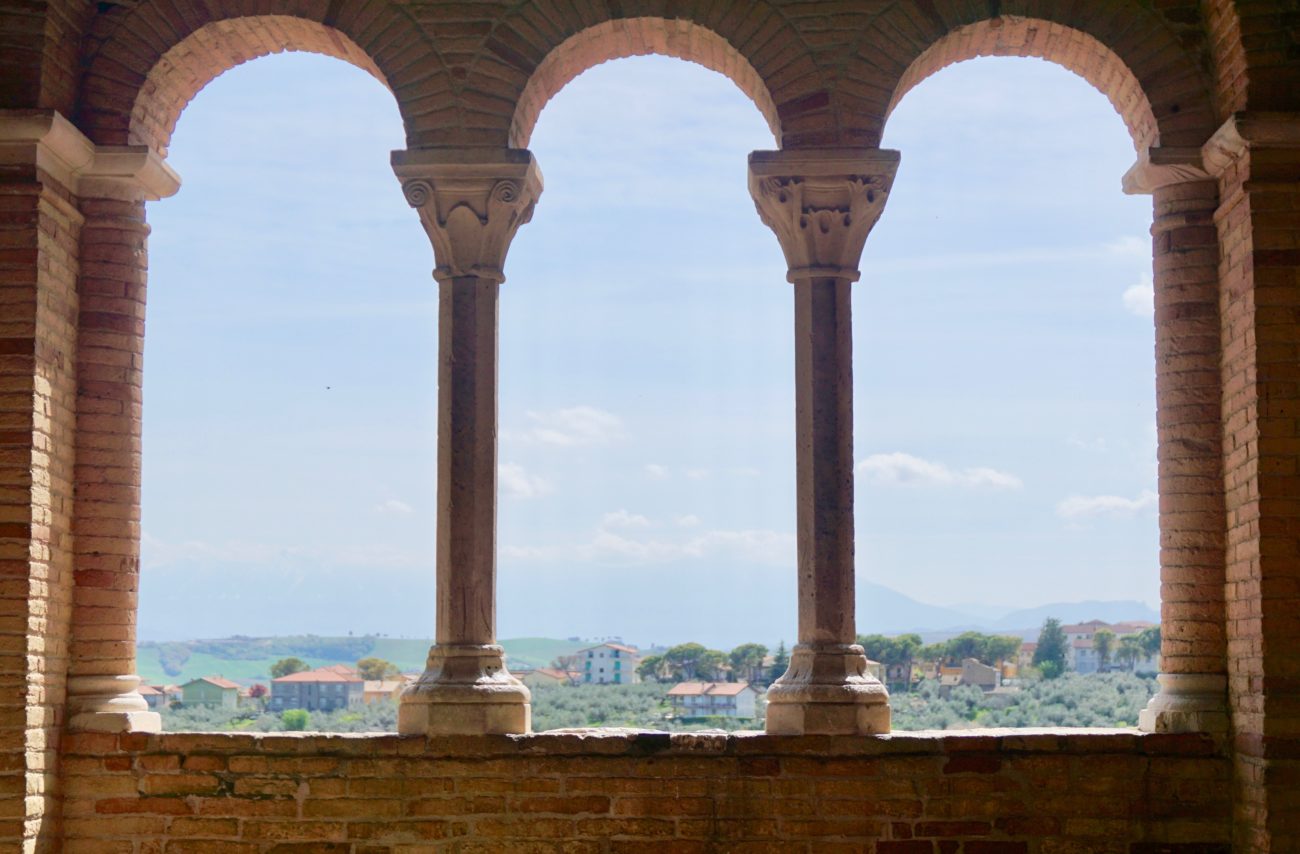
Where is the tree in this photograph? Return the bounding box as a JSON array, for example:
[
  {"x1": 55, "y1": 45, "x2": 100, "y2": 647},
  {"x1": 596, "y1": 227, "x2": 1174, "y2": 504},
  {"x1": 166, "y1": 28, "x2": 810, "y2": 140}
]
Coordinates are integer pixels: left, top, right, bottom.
[
  {"x1": 1117, "y1": 635, "x2": 1143, "y2": 672},
  {"x1": 1138, "y1": 626, "x2": 1161, "y2": 660},
  {"x1": 248, "y1": 683, "x2": 268, "y2": 699},
  {"x1": 636, "y1": 655, "x2": 667, "y2": 683},
  {"x1": 281, "y1": 709, "x2": 309, "y2": 731},
  {"x1": 697, "y1": 648, "x2": 729, "y2": 682},
  {"x1": 270, "y1": 657, "x2": 309, "y2": 679},
  {"x1": 356, "y1": 657, "x2": 400, "y2": 680},
  {"x1": 1033, "y1": 618, "x2": 1068, "y2": 679},
  {"x1": 770, "y1": 641, "x2": 790, "y2": 682},
  {"x1": 729, "y1": 643, "x2": 768, "y2": 684},
  {"x1": 1093, "y1": 629, "x2": 1116, "y2": 672}
]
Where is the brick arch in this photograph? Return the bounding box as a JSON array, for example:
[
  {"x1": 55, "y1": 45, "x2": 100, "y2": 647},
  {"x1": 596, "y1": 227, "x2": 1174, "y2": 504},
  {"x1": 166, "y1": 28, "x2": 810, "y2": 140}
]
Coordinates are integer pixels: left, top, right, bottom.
[
  {"x1": 455, "y1": 1, "x2": 834, "y2": 150},
  {"x1": 839, "y1": 3, "x2": 1217, "y2": 152},
  {"x1": 507, "y1": 18, "x2": 779, "y2": 149},
  {"x1": 78, "y1": 0, "x2": 452, "y2": 154}
]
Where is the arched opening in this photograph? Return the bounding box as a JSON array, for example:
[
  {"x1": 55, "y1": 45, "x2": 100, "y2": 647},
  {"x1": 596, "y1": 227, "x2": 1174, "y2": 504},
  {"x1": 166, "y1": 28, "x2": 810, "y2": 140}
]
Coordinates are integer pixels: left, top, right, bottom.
[
  {"x1": 497, "y1": 52, "x2": 788, "y2": 728},
  {"x1": 860, "y1": 50, "x2": 1181, "y2": 727},
  {"x1": 134, "y1": 49, "x2": 426, "y2": 730},
  {"x1": 509, "y1": 18, "x2": 781, "y2": 149},
  {"x1": 886, "y1": 17, "x2": 1159, "y2": 152}
]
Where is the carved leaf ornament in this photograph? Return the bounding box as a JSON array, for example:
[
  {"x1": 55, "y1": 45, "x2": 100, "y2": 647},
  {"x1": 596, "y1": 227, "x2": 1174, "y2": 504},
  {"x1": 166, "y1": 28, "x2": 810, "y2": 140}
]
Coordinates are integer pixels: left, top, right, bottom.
[{"x1": 748, "y1": 150, "x2": 899, "y2": 282}]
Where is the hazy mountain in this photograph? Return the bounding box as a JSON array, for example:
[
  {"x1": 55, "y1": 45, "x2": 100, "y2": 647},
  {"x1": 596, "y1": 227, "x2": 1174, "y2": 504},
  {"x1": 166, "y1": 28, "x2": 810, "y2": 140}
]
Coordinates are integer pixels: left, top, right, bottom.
[{"x1": 987, "y1": 600, "x2": 1160, "y2": 633}]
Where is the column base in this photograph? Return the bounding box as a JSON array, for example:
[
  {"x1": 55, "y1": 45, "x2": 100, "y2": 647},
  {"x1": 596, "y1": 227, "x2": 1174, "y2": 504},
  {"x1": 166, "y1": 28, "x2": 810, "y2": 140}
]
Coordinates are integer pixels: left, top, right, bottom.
[
  {"x1": 66, "y1": 674, "x2": 161, "y2": 733},
  {"x1": 1138, "y1": 673, "x2": 1229, "y2": 734},
  {"x1": 398, "y1": 644, "x2": 531, "y2": 735},
  {"x1": 764, "y1": 643, "x2": 890, "y2": 735}
]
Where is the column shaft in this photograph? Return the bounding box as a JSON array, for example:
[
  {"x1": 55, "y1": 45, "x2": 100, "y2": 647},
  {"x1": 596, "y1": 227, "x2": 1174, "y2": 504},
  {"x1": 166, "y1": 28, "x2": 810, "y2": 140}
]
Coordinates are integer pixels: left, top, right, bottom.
[
  {"x1": 749, "y1": 148, "x2": 898, "y2": 735},
  {"x1": 436, "y1": 275, "x2": 498, "y2": 646},
  {"x1": 794, "y1": 276, "x2": 855, "y2": 645},
  {"x1": 393, "y1": 148, "x2": 540, "y2": 736},
  {"x1": 66, "y1": 195, "x2": 158, "y2": 732},
  {"x1": 1140, "y1": 177, "x2": 1229, "y2": 733}
]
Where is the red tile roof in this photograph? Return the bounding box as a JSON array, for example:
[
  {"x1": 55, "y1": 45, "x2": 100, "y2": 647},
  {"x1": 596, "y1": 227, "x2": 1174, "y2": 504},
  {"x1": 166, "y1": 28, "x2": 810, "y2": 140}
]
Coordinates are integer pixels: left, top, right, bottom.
[{"x1": 191, "y1": 676, "x2": 240, "y2": 690}]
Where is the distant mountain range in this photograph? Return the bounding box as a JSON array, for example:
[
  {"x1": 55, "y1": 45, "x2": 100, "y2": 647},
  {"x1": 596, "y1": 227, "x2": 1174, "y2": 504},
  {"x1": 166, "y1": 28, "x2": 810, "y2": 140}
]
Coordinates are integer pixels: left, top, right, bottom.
[{"x1": 857, "y1": 582, "x2": 1158, "y2": 641}]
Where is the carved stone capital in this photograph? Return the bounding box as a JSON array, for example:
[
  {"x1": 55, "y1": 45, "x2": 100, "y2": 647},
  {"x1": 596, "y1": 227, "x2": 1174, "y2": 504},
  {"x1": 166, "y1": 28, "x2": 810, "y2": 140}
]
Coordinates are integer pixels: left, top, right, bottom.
[
  {"x1": 0, "y1": 110, "x2": 180, "y2": 200},
  {"x1": 748, "y1": 148, "x2": 900, "y2": 283},
  {"x1": 1121, "y1": 147, "x2": 1210, "y2": 195},
  {"x1": 393, "y1": 148, "x2": 543, "y2": 284}
]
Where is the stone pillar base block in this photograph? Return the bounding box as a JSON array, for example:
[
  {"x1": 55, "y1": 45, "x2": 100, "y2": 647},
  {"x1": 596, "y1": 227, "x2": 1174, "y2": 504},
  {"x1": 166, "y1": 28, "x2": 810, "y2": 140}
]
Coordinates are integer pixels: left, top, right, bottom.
[
  {"x1": 66, "y1": 674, "x2": 160, "y2": 733},
  {"x1": 69, "y1": 709, "x2": 162, "y2": 734},
  {"x1": 766, "y1": 699, "x2": 890, "y2": 736},
  {"x1": 398, "y1": 643, "x2": 531, "y2": 736},
  {"x1": 764, "y1": 643, "x2": 891, "y2": 735},
  {"x1": 1138, "y1": 673, "x2": 1228, "y2": 734}
]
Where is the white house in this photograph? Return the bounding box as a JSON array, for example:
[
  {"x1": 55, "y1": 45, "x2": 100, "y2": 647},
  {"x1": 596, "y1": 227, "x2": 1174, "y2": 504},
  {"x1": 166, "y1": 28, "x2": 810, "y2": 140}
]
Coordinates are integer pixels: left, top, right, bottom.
[
  {"x1": 577, "y1": 642, "x2": 640, "y2": 685},
  {"x1": 667, "y1": 682, "x2": 760, "y2": 718}
]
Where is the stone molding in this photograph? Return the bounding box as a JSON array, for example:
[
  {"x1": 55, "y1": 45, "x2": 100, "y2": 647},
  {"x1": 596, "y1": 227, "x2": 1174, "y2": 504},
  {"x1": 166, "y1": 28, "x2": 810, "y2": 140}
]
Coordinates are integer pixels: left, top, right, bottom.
[
  {"x1": 1139, "y1": 673, "x2": 1229, "y2": 736},
  {"x1": 1202, "y1": 111, "x2": 1300, "y2": 177},
  {"x1": 1121, "y1": 147, "x2": 1210, "y2": 194},
  {"x1": 398, "y1": 644, "x2": 530, "y2": 736},
  {"x1": 765, "y1": 643, "x2": 890, "y2": 736},
  {"x1": 0, "y1": 110, "x2": 180, "y2": 200},
  {"x1": 393, "y1": 148, "x2": 543, "y2": 284},
  {"x1": 747, "y1": 148, "x2": 900, "y2": 282}
]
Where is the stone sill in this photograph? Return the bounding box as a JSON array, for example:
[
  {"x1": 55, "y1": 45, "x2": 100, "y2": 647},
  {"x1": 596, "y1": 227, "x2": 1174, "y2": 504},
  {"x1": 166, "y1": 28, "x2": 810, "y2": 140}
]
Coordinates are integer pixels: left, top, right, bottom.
[{"x1": 86, "y1": 727, "x2": 1222, "y2": 758}]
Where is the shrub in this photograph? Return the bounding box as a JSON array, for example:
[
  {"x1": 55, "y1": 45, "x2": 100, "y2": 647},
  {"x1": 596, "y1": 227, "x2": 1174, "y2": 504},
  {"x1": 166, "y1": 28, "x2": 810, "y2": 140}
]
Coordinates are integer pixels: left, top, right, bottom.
[{"x1": 281, "y1": 709, "x2": 309, "y2": 731}]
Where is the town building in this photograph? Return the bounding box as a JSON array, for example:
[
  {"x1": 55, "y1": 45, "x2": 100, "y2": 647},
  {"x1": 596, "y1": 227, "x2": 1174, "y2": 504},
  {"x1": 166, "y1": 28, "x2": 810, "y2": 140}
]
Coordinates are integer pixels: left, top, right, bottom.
[
  {"x1": 362, "y1": 680, "x2": 403, "y2": 704},
  {"x1": 138, "y1": 684, "x2": 166, "y2": 710},
  {"x1": 517, "y1": 667, "x2": 577, "y2": 688},
  {"x1": 179, "y1": 676, "x2": 240, "y2": 709},
  {"x1": 270, "y1": 667, "x2": 364, "y2": 712},
  {"x1": 667, "y1": 682, "x2": 761, "y2": 719},
  {"x1": 577, "y1": 643, "x2": 640, "y2": 685}
]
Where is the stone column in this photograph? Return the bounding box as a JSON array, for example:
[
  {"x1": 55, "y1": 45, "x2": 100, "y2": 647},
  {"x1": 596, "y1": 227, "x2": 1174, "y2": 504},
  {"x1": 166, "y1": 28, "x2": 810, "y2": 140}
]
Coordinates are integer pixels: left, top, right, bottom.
[
  {"x1": 1122, "y1": 150, "x2": 1230, "y2": 736},
  {"x1": 392, "y1": 148, "x2": 542, "y2": 736},
  {"x1": 748, "y1": 148, "x2": 898, "y2": 736},
  {"x1": 66, "y1": 146, "x2": 180, "y2": 733}
]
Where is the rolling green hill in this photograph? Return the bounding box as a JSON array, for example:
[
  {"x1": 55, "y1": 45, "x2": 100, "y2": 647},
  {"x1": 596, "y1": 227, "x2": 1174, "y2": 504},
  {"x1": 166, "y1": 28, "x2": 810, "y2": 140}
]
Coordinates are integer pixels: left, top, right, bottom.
[{"x1": 136, "y1": 635, "x2": 588, "y2": 686}]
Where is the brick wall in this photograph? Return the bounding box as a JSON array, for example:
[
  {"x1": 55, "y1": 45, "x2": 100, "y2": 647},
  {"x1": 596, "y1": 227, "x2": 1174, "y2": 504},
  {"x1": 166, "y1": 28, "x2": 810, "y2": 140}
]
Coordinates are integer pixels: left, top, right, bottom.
[
  {"x1": 0, "y1": 161, "x2": 81, "y2": 852},
  {"x1": 59, "y1": 730, "x2": 1230, "y2": 853}
]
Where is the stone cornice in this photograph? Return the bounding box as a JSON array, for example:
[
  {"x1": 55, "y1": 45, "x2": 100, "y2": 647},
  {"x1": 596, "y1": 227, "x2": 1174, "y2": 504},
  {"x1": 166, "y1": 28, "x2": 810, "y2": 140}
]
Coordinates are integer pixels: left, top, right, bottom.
[
  {"x1": 748, "y1": 148, "x2": 901, "y2": 283},
  {"x1": 0, "y1": 110, "x2": 180, "y2": 200},
  {"x1": 392, "y1": 148, "x2": 543, "y2": 284},
  {"x1": 1121, "y1": 147, "x2": 1210, "y2": 195},
  {"x1": 1202, "y1": 112, "x2": 1300, "y2": 177}
]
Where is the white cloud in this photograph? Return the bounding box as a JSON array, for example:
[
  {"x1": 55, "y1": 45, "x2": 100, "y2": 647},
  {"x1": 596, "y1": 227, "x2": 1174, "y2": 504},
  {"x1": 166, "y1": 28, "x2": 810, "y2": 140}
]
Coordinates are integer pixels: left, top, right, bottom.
[
  {"x1": 1122, "y1": 273, "x2": 1154, "y2": 318},
  {"x1": 686, "y1": 468, "x2": 710, "y2": 481},
  {"x1": 1056, "y1": 489, "x2": 1157, "y2": 519},
  {"x1": 499, "y1": 462, "x2": 552, "y2": 499},
  {"x1": 1104, "y1": 236, "x2": 1149, "y2": 258},
  {"x1": 856, "y1": 452, "x2": 1022, "y2": 489},
  {"x1": 373, "y1": 499, "x2": 413, "y2": 516},
  {"x1": 501, "y1": 515, "x2": 795, "y2": 568},
  {"x1": 644, "y1": 463, "x2": 669, "y2": 480},
  {"x1": 505, "y1": 406, "x2": 624, "y2": 446},
  {"x1": 601, "y1": 509, "x2": 653, "y2": 529}
]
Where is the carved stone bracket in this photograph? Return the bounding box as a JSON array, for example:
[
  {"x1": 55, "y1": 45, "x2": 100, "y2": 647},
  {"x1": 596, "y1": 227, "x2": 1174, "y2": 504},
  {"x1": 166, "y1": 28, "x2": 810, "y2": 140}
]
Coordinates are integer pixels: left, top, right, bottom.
[
  {"x1": 1121, "y1": 146, "x2": 1210, "y2": 195},
  {"x1": 1202, "y1": 111, "x2": 1300, "y2": 177},
  {"x1": 393, "y1": 148, "x2": 543, "y2": 284},
  {"x1": 748, "y1": 148, "x2": 900, "y2": 282},
  {"x1": 0, "y1": 110, "x2": 180, "y2": 200}
]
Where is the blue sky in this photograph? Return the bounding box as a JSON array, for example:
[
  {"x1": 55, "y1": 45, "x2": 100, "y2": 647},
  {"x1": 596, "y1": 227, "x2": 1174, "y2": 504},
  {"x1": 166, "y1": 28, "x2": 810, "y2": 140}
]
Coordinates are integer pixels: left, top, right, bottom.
[{"x1": 139, "y1": 52, "x2": 1157, "y2": 647}]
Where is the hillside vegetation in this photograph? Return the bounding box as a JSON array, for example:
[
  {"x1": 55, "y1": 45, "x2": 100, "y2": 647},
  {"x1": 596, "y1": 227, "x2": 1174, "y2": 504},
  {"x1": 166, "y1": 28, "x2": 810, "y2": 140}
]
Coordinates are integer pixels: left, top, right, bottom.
[{"x1": 137, "y1": 636, "x2": 587, "y2": 684}]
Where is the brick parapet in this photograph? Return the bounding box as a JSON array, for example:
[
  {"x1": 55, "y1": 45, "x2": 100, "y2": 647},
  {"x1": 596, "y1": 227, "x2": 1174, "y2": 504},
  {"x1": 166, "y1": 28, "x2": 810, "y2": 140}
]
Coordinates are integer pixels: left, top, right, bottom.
[{"x1": 57, "y1": 730, "x2": 1231, "y2": 852}]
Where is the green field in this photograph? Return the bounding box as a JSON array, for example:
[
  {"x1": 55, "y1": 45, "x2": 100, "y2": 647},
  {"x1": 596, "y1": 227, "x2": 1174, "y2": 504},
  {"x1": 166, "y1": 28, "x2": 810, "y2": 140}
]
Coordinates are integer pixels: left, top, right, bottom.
[{"x1": 136, "y1": 636, "x2": 588, "y2": 686}]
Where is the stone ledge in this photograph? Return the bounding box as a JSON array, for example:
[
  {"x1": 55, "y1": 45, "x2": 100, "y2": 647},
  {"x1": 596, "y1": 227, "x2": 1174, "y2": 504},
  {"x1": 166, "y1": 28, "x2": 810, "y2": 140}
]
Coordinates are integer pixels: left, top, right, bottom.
[{"x1": 64, "y1": 727, "x2": 1222, "y2": 759}]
